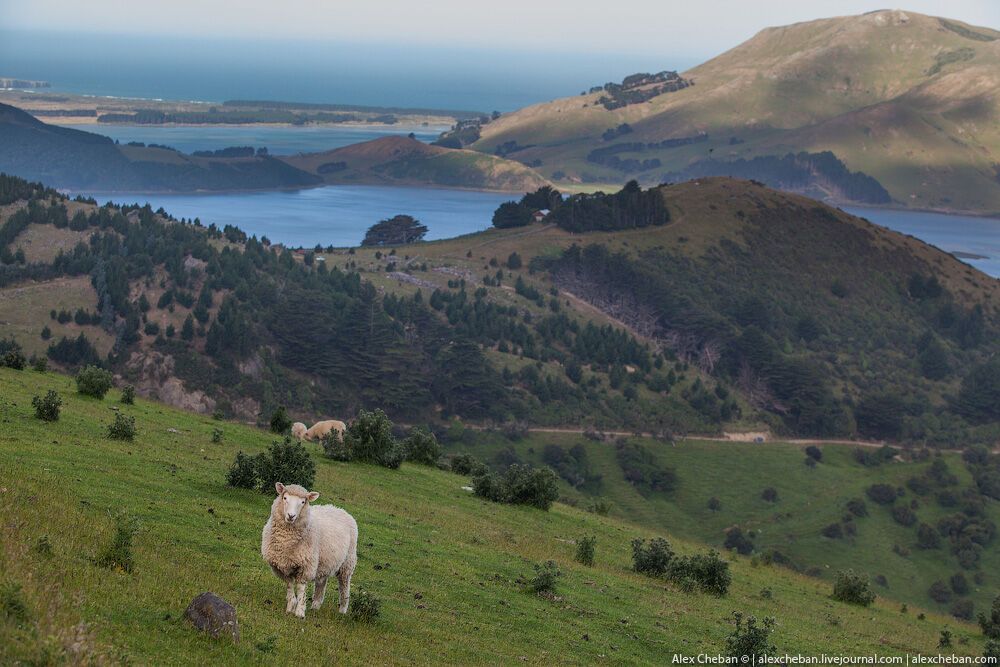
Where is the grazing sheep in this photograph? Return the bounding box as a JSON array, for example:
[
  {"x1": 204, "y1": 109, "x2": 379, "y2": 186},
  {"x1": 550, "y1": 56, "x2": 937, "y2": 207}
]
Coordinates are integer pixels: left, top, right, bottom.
[
  {"x1": 304, "y1": 419, "x2": 346, "y2": 443},
  {"x1": 291, "y1": 422, "x2": 308, "y2": 441},
  {"x1": 261, "y1": 482, "x2": 358, "y2": 618}
]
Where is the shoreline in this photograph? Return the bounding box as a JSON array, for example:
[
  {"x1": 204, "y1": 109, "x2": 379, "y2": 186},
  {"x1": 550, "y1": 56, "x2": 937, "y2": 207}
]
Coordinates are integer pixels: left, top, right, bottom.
[{"x1": 49, "y1": 118, "x2": 452, "y2": 133}]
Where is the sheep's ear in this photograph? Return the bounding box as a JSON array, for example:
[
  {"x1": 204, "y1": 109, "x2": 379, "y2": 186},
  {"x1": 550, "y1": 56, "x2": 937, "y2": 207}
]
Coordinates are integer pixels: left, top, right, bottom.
[
  {"x1": 306, "y1": 491, "x2": 320, "y2": 502},
  {"x1": 275, "y1": 482, "x2": 285, "y2": 495}
]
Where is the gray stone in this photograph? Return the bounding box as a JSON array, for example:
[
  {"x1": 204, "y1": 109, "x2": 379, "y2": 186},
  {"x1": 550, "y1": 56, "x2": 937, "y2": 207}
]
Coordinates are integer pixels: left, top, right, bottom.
[{"x1": 183, "y1": 592, "x2": 239, "y2": 642}]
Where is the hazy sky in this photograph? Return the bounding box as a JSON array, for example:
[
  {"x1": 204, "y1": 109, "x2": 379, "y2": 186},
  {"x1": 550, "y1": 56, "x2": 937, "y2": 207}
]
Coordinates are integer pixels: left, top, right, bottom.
[{"x1": 3, "y1": 0, "x2": 1000, "y2": 59}]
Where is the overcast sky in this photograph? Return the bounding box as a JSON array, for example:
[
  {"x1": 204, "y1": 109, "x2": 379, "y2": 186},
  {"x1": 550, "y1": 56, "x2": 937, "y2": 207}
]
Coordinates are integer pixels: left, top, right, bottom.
[{"x1": 3, "y1": 1, "x2": 1000, "y2": 59}]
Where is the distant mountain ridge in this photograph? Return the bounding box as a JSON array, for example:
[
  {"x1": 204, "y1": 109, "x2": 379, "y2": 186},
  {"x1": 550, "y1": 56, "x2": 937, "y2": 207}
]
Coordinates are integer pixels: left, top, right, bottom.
[
  {"x1": 0, "y1": 104, "x2": 544, "y2": 193},
  {"x1": 472, "y1": 10, "x2": 1000, "y2": 215}
]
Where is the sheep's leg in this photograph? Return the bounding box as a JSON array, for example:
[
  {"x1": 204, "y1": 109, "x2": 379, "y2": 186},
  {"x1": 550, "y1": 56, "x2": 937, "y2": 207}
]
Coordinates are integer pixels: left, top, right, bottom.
[
  {"x1": 285, "y1": 581, "x2": 297, "y2": 614},
  {"x1": 337, "y1": 557, "x2": 356, "y2": 614},
  {"x1": 294, "y1": 583, "x2": 308, "y2": 618},
  {"x1": 311, "y1": 576, "x2": 328, "y2": 610}
]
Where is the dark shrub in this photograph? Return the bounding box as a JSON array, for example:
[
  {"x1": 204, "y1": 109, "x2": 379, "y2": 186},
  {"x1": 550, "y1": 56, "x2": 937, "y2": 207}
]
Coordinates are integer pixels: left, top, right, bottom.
[
  {"x1": 707, "y1": 496, "x2": 722, "y2": 511},
  {"x1": 349, "y1": 589, "x2": 381, "y2": 623},
  {"x1": 951, "y1": 573, "x2": 969, "y2": 595},
  {"x1": 473, "y1": 464, "x2": 559, "y2": 510},
  {"x1": 846, "y1": 498, "x2": 868, "y2": 517},
  {"x1": 575, "y1": 536, "x2": 596, "y2": 566},
  {"x1": 866, "y1": 483, "x2": 897, "y2": 505},
  {"x1": 269, "y1": 406, "x2": 292, "y2": 434},
  {"x1": 32, "y1": 390, "x2": 61, "y2": 421},
  {"x1": 226, "y1": 451, "x2": 260, "y2": 489},
  {"x1": 255, "y1": 439, "x2": 316, "y2": 492},
  {"x1": 107, "y1": 413, "x2": 136, "y2": 441},
  {"x1": 952, "y1": 599, "x2": 974, "y2": 620},
  {"x1": 805, "y1": 445, "x2": 822, "y2": 462},
  {"x1": 120, "y1": 385, "x2": 135, "y2": 405},
  {"x1": 822, "y1": 523, "x2": 844, "y2": 539},
  {"x1": 450, "y1": 453, "x2": 486, "y2": 476},
  {"x1": 671, "y1": 550, "x2": 731, "y2": 596},
  {"x1": 322, "y1": 432, "x2": 353, "y2": 461},
  {"x1": 211, "y1": 428, "x2": 223, "y2": 444},
  {"x1": 761, "y1": 488, "x2": 778, "y2": 502},
  {"x1": 724, "y1": 612, "x2": 777, "y2": 661},
  {"x1": 929, "y1": 580, "x2": 952, "y2": 603},
  {"x1": 1, "y1": 348, "x2": 26, "y2": 370},
  {"x1": 892, "y1": 505, "x2": 918, "y2": 527},
  {"x1": 31, "y1": 355, "x2": 47, "y2": 372},
  {"x1": 343, "y1": 408, "x2": 405, "y2": 469},
  {"x1": 724, "y1": 527, "x2": 754, "y2": 555},
  {"x1": 587, "y1": 499, "x2": 612, "y2": 515},
  {"x1": 832, "y1": 570, "x2": 875, "y2": 606},
  {"x1": 95, "y1": 511, "x2": 139, "y2": 573},
  {"x1": 527, "y1": 560, "x2": 561, "y2": 594},
  {"x1": 632, "y1": 537, "x2": 673, "y2": 576},
  {"x1": 979, "y1": 594, "x2": 1000, "y2": 639},
  {"x1": 76, "y1": 365, "x2": 113, "y2": 398},
  {"x1": 917, "y1": 523, "x2": 941, "y2": 549},
  {"x1": 402, "y1": 426, "x2": 441, "y2": 466}
]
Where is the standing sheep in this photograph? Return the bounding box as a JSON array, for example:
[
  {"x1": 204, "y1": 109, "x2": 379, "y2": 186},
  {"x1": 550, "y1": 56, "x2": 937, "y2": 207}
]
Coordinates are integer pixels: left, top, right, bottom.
[
  {"x1": 261, "y1": 482, "x2": 358, "y2": 618},
  {"x1": 290, "y1": 422, "x2": 308, "y2": 441},
  {"x1": 304, "y1": 419, "x2": 346, "y2": 443}
]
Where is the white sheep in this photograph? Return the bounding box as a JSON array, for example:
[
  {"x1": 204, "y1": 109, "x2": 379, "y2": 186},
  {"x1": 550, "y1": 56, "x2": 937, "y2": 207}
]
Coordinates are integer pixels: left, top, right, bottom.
[
  {"x1": 261, "y1": 482, "x2": 358, "y2": 618},
  {"x1": 304, "y1": 419, "x2": 346, "y2": 443},
  {"x1": 290, "y1": 422, "x2": 308, "y2": 441}
]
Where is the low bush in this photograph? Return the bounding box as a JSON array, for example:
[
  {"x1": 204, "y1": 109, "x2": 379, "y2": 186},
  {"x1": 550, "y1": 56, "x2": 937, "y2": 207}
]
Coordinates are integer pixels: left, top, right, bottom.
[
  {"x1": 107, "y1": 413, "x2": 136, "y2": 441},
  {"x1": 269, "y1": 406, "x2": 292, "y2": 434},
  {"x1": 670, "y1": 550, "x2": 731, "y2": 596},
  {"x1": 527, "y1": 560, "x2": 561, "y2": 594},
  {"x1": 724, "y1": 527, "x2": 754, "y2": 555},
  {"x1": 832, "y1": 570, "x2": 875, "y2": 606},
  {"x1": 952, "y1": 599, "x2": 975, "y2": 621},
  {"x1": 120, "y1": 384, "x2": 136, "y2": 405},
  {"x1": 846, "y1": 498, "x2": 868, "y2": 517},
  {"x1": 761, "y1": 487, "x2": 779, "y2": 502},
  {"x1": 341, "y1": 408, "x2": 405, "y2": 469},
  {"x1": 32, "y1": 390, "x2": 61, "y2": 421},
  {"x1": 322, "y1": 432, "x2": 353, "y2": 461},
  {"x1": 1, "y1": 348, "x2": 26, "y2": 370},
  {"x1": 211, "y1": 428, "x2": 223, "y2": 443},
  {"x1": 0, "y1": 581, "x2": 29, "y2": 625},
  {"x1": 707, "y1": 496, "x2": 722, "y2": 511},
  {"x1": 586, "y1": 499, "x2": 612, "y2": 515},
  {"x1": 226, "y1": 439, "x2": 315, "y2": 493},
  {"x1": 76, "y1": 365, "x2": 113, "y2": 398},
  {"x1": 348, "y1": 589, "x2": 382, "y2": 623},
  {"x1": 450, "y1": 453, "x2": 487, "y2": 476},
  {"x1": 929, "y1": 580, "x2": 952, "y2": 604},
  {"x1": 402, "y1": 426, "x2": 441, "y2": 466},
  {"x1": 892, "y1": 505, "x2": 918, "y2": 527},
  {"x1": 472, "y1": 464, "x2": 559, "y2": 510},
  {"x1": 30, "y1": 355, "x2": 47, "y2": 372},
  {"x1": 95, "y1": 511, "x2": 139, "y2": 573},
  {"x1": 804, "y1": 445, "x2": 823, "y2": 462},
  {"x1": 866, "y1": 483, "x2": 898, "y2": 505},
  {"x1": 575, "y1": 536, "x2": 596, "y2": 566},
  {"x1": 724, "y1": 612, "x2": 777, "y2": 661},
  {"x1": 632, "y1": 537, "x2": 673, "y2": 576}
]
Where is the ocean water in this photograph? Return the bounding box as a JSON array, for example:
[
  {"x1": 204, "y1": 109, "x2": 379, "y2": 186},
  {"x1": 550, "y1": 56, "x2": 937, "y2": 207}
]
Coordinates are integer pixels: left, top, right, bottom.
[
  {"x1": 845, "y1": 207, "x2": 1000, "y2": 278},
  {"x1": 0, "y1": 30, "x2": 698, "y2": 113},
  {"x1": 89, "y1": 185, "x2": 513, "y2": 248},
  {"x1": 57, "y1": 123, "x2": 448, "y2": 156}
]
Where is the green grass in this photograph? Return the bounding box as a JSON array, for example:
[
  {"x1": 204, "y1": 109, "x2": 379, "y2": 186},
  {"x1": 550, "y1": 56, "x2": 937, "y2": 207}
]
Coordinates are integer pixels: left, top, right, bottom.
[
  {"x1": 455, "y1": 431, "x2": 1000, "y2": 616},
  {"x1": 0, "y1": 367, "x2": 985, "y2": 663}
]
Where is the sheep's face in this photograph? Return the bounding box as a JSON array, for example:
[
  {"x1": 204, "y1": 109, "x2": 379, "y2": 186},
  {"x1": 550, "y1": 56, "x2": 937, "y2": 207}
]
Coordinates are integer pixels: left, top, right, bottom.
[{"x1": 275, "y1": 482, "x2": 320, "y2": 524}]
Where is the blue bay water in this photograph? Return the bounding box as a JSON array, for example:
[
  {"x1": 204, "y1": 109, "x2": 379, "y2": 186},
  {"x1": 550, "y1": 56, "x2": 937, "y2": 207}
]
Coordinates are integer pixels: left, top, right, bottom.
[
  {"x1": 90, "y1": 186, "x2": 513, "y2": 248},
  {"x1": 844, "y1": 207, "x2": 1000, "y2": 279},
  {"x1": 57, "y1": 123, "x2": 448, "y2": 156}
]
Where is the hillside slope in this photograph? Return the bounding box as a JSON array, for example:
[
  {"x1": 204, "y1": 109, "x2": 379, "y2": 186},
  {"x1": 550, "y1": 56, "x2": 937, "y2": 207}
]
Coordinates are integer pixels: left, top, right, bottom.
[
  {"x1": 0, "y1": 367, "x2": 984, "y2": 663},
  {"x1": 472, "y1": 10, "x2": 1000, "y2": 214},
  {"x1": 281, "y1": 135, "x2": 549, "y2": 191},
  {"x1": 1, "y1": 174, "x2": 997, "y2": 444}
]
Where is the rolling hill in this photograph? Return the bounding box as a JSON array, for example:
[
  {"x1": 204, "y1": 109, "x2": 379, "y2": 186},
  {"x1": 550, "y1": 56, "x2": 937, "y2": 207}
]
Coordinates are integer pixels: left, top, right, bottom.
[
  {"x1": 0, "y1": 104, "x2": 546, "y2": 193},
  {"x1": 0, "y1": 366, "x2": 987, "y2": 663},
  {"x1": 471, "y1": 10, "x2": 1000, "y2": 215},
  {"x1": 282, "y1": 135, "x2": 548, "y2": 191}
]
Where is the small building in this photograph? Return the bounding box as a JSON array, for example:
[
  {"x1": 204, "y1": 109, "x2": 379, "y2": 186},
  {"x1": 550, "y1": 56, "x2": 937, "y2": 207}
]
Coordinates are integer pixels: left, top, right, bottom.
[{"x1": 532, "y1": 208, "x2": 550, "y2": 223}]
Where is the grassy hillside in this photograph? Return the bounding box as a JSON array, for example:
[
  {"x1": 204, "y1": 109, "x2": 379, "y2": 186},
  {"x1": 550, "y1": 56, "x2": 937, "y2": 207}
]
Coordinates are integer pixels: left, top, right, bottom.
[
  {"x1": 471, "y1": 10, "x2": 1000, "y2": 214},
  {"x1": 0, "y1": 366, "x2": 986, "y2": 663},
  {"x1": 449, "y1": 428, "x2": 1000, "y2": 616},
  {"x1": 281, "y1": 136, "x2": 548, "y2": 192}
]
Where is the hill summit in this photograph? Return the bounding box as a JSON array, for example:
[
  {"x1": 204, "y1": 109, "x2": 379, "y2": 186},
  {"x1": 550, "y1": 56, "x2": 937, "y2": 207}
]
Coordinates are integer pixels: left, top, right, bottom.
[{"x1": 473, "y1": 10, "x2": 1000, "y2": 214}]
